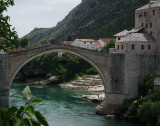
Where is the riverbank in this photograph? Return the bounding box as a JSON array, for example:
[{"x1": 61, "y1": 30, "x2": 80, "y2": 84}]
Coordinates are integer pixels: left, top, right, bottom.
[{"x1": 59, "y1": 75, "x2": 105, "y2": 102}]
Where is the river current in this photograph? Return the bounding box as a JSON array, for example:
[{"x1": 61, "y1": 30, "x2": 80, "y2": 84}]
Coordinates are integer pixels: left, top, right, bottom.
[{"x1": 10, "y1": 83, "x2": 139, "y2": 126}]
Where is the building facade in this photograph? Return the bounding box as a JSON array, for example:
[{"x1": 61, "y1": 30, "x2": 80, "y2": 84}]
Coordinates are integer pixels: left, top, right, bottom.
[
  {"x1": 72, "y1": 39, "x2": 97, "y2": 50},
  {"x1": 114, "y1": 0, "x2": 160, "y2": 54},
  {"x1": 98, "y1": 38, "x2": 115, "y2": 47}
]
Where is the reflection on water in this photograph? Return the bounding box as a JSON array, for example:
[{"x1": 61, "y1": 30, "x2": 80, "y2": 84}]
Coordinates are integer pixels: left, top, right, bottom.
[{"x1": 10, "y1": 83, "x2": 139, "y2": 126}]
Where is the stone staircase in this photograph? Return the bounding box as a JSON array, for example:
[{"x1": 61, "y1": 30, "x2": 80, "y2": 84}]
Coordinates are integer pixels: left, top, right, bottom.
[{"x1": 59, "y1": 75, "x2": 104, "y2": 91}]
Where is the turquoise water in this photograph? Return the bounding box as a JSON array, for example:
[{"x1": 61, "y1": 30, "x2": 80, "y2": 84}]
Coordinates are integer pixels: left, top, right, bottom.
[{"x1": 10, "y1": 83, "x2": 139, "y2": 126}]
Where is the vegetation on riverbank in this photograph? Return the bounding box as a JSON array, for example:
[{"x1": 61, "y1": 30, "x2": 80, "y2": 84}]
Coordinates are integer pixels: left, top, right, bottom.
[
  {"x1": 117, "y1": 73, "x2": 160, "y2": 126},
  {"x1": 16, "y1": 52, "x2": 97, "y2": 83},
  {"x1": 0, "y1": 86, "x2": 49, "y2": 126}
]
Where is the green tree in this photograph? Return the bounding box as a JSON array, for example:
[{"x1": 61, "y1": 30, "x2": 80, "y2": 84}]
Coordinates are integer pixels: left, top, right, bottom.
[
  {"x1": 20, "y1": 38, "x2": 29, "y2": 48},
  {"x1": 0, "y1": 86, "x2": 49, "y2": 126},
  {"x1": 40, "y1": 40, "x2": 48, "y2": 45},
  {"x1": 103, "y1": 40, "x2": 115, "y2": 52},
  {"x1": 0, "y1": 0, "x2": 18, "y2": 52}
]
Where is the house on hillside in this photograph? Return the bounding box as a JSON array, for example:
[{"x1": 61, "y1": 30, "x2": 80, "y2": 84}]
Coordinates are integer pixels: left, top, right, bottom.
[
  {"x1": 72, "y1": 39, "x2": 97, "y2": 50},
  {"x1": 61, "y1": 41, "x2": 73, "y2": 45},
  {"x1": 98, "y1": 38, "x2": 116, "y2": 47},
  {"x1": 96, "y1": 42, "x2": 104, "y2": 51},
  {"x1": 58, "y1": 41, "x2": 74, "y2": 56},
  {"x1": 112, "y1": 0, "x2": 160, "y2": 54}
]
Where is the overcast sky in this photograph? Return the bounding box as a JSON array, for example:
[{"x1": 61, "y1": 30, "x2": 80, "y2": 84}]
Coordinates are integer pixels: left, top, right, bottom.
[{"x1": 5, "y1": 0, "x2": 81, "y2": 37}]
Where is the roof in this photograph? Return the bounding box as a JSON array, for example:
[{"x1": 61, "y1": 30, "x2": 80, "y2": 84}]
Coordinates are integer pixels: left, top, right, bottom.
[
  {"x1": 62, "y1": 41, "x2": 73, "y2": 45},
  {"x1": 118, "y1": 33, "x2": 156, "y2": 42},
  {"x1": 9, "y1": 48, "x2": 27, "y2": 52},
  {"x1": 99, "y1": 38, "x2": 115, "y2": 43},
  {"x1": 76, "y1": 39, "x2": 95, "y2": 42},
  {"x1": 95, "y1": 42, "x2": 104, "y2": 48},
  {"x1": 137, "y1": 1, "x2": 160, "y2": 11},
  {"x1": 114, "y1": 30, "x2": 129, "y2": 37},
  {"x1": 129, "y1": 27, "x2": 144, "y2": 33}
]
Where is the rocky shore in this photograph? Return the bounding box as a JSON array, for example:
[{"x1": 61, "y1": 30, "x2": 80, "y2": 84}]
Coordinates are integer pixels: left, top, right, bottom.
[
  {"x1": 26, "y1": 76, "x2": 58, "y2": 85},
  {"x1": 59, "y1": 75, "x2": 105, "y2": 102}
]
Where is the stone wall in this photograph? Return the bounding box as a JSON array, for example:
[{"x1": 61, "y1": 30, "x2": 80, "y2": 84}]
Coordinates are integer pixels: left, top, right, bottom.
[
  {"x1": 135, "y1": 4, "x2": 160, "y2": 52},
  {"x1": 154, "y1": 78, "x2": 160, "y2": 91}
]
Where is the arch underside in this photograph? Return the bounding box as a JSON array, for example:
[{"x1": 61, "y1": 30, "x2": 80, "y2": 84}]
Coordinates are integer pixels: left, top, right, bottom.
[{"x1": 9, "y1": 48, "x2": 106, "y2": 90}]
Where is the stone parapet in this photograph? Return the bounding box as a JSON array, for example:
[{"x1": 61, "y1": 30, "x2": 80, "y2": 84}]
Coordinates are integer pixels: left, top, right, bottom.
[{"x1": 154, "y1": 78, "x2": 160, "y2": 91}]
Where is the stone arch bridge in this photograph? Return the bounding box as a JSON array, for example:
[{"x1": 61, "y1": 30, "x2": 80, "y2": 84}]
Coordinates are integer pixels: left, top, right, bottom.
[{"x1": 0, "y1": 44, "x2": 159, "y2": 114}]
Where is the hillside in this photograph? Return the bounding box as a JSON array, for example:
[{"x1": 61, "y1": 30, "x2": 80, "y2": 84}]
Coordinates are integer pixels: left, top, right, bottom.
[{"x1": 23, "y1": 0, "x2": 149, "y2": 44}]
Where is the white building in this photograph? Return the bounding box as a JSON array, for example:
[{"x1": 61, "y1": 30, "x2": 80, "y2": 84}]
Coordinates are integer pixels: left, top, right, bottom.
[
  {"x1": 98, "y1": 38, "x2": 116, "y2": 47},
  {"x1": 72, "y1": 39, "x2": 97, "y2": 50}
]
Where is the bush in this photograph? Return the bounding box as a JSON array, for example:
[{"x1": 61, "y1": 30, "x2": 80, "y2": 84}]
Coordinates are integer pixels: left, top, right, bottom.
[
  {"x1": 138, "y1": 73, "x2": 160, "y2": 97},
  {"x1": 116, "y1": 99, "x2": 134, "y2": 117},
  {"x1": 103, "y1": 40, "x2": 115, "y2": 52},
  {"x1": 138, "y1": 101, "x2": 160, "y2": 126},
  {"x1": 0, "y1": 86, "x2": 49, "y2": 126}
]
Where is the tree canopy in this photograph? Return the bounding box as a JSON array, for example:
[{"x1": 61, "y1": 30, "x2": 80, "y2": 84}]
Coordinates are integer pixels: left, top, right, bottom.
[
  {"x1": 103, "y1": 40, "x2": 115, "y2": 52},
  {"x1": 0, "y1": 0, "x2": 18, "y2": 52}
]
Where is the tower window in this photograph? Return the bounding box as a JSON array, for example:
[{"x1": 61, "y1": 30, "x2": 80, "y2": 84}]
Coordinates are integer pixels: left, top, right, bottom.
[
  {"x1": 150, "y1": 23, "x2": 152, "y2": 28},
  {"x1": 144, "y1": 12, "x2": 146, "y2": 17},
  {"x1": 121, "y1": 45, "x2": 123, "y2": 50},
  {"x1": 117, "y1": 45, "x2": 119, "y2": 50},
  {"x1": 131, "y1": 45, "x2": 135, "y2": 50},
  {"x1": 148, "y1": 45, "x2": 151, "y2": 50},
  {"x1": 141, "y1": 45, "x2": 144, "y2": 50},
  {"x1": 142, "y1": 23, "x2": 144, "y2": 27},
  {"x1": 153, "y1": 10, "x2": 155, "y2": 15},
  {"x1": 146, "y1": 23, "x2": 148, "y2": 28},
  {"x1": 118, "y1": 37, "x2": 121, "y2": 40},
  {"x1": 150, "y1": 31, "x2": 152, "y2": 35}
]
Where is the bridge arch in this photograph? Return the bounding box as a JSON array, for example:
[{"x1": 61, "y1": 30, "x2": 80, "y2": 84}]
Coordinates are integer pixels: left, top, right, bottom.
[{"x1": 9, "y1": 46, "x2": 107, "y2": 91}]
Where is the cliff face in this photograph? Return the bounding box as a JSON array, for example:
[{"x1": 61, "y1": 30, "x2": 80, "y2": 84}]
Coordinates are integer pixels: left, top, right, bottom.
[{"x1": 23, "y1": 0, "x2": 149, "y2": 43}]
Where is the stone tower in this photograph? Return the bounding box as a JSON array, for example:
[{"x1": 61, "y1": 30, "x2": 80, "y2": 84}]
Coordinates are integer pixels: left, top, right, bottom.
[{"x1": 135, "y1": 0, "x2": 160, "y2": 52}]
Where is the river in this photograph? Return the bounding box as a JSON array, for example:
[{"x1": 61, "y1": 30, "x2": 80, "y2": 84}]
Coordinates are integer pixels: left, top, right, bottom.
[{"x1": 10, "y1": 83, "x2": 139, "y2": 126}]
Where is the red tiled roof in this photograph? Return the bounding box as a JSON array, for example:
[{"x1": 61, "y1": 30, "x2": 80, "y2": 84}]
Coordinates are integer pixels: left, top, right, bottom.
[
  {"x1": 9, "y1": 48, "x2": 27, "y2": 52},
  {"x1": 95, "y1": 42, "x2": 104, "y2": 49},
  {"x1": 100, "y1": 38, "x2": 115, "y2": 43},
  {"x1": 76, "y1": 39, "x2": 95, "y2": 42},
  {"x1": 62, "y1": 41, "x2": 73, "y2": 45}
]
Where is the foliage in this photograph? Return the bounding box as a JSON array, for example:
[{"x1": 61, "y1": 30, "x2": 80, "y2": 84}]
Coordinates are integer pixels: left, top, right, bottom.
[
  {"x1": 116, "y1": 99, "x2": 134, "y2": 117},
  {"x1": 127, "y1": 92, "x2": 160, "y2": 117},
  {"x1": 138, "y1": 73, "x2": 160, "y2": 97},
  {"x1": 117, "y1": 73, "x2": 160, "y2": 125},
  {"x1": 40, "y1": 40, "x2": 48, "y2": 45},
  {"x1": 0, "y1": 0, "x2": 18, "y2": 52},
  {"x1": 137, "y1": 101, "x2": 160, "y2": 126},
  {"x1": 19, "y1": 38, "x2": 29, "y2": 48},
  {"x1": 0, "y1": 86, "x2": 49, "y2": 126},
  {"x1": 103, "y1": 40, "x2": 115, "y2": 52},
  {"x1": 19, "y1": 52, "x2": 98, "y2": 83}
]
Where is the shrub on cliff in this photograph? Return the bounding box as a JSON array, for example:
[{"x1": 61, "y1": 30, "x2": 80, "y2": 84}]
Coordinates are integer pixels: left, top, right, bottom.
[
  {"x1": 138, "y1": 73, "x2": 160, "y2": 97},
  {"x1": 138, "y1": 101, "x2": 160, "y2": 126}
]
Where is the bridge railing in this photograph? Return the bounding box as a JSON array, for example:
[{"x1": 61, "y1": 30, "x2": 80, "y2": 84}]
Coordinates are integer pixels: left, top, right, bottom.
[{"x1": 8, "y1": 44, "x2": 108, "y2": 56}]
